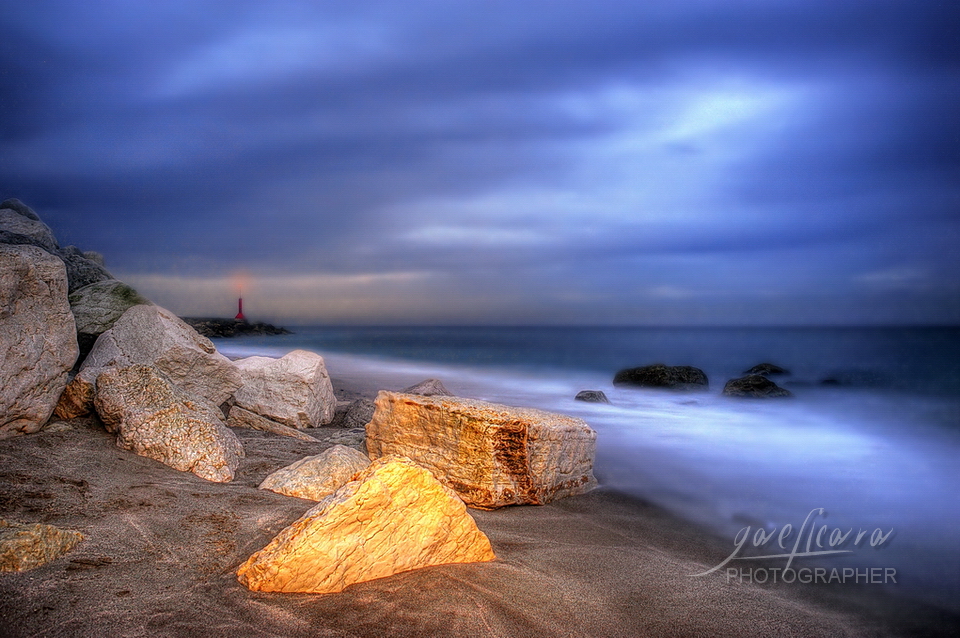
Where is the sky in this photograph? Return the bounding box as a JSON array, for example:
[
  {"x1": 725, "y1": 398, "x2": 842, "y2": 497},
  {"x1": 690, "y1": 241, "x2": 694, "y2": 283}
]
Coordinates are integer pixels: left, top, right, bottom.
[{"x1": 2, "y1": 1, "x2": 959, "y2": 325}]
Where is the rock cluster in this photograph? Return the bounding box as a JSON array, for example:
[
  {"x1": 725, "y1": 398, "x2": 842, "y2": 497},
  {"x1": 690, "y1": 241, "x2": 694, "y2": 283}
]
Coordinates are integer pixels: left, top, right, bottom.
[
  {"x1": 237, "y1": 456, "x2": 496, "y2": 593},
  {"x1": 366, "y1": 391, "x2": 598, "y2": 509}
]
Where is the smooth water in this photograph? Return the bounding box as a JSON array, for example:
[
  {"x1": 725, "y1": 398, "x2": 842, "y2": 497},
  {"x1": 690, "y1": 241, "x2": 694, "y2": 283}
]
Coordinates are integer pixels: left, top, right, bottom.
[{"x1": 215, "y1": 326, "x2": 960, "y2": 612}]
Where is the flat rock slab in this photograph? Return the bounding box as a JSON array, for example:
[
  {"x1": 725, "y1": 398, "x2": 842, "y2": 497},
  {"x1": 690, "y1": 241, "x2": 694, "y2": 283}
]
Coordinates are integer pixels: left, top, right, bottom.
[
  {"x1": 366, "y1": 391, "x2": 598, "y2": 509},
  {"x1": 259, "y1": 444, "x2": 370, "y2": 501},
  {"x1": 237, "y1": 456, "x2": 496, "y2": 593},
  {"x1": 0, "y1": 520, "x2": 83, "y2": 572}
]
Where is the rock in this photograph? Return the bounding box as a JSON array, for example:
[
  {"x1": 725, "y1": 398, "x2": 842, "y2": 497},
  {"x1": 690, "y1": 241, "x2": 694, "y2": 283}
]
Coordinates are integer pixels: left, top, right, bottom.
[
  {"x1": 330, "y1": 398, "x2": 376, "y2": 429},
  {"x1": 744, "y1": 362, "x2": 790, "y2": 376},
  {"x1": 227, "y1": 405, "x2": 317, "y2": 442},
  {"x1": 0, "y1": 198, "x2": 42, "y2": 221},
  {"x1": 237, "y1": 456, "x2": 495, "y2": 593},
  {"x1": 259, "y1": 445, "x2": 371, "y2": 501},
  {"x1": 366, "y1": 391, "x2": 597, "y2": 509},
  {"x1": 77, "y1": 304, "x2": 242, "y2": 412},
  {"x1": 722, "y1": 374, "x2": 793, "y2": 398},
  {"x1": 233, "y1": 350, "x2": 335, "y2": 429},
  {"x1": 57, "y1": 244, "x2": 112, "y2": 293},
  {"x1": 68, "y1": 279, "x2": 151, "y2": 363},
  {"x1": 82, "y1": 251, "x2": 105, "y2": 266},
  {"x1": 613, "y1": 364, "x2": 708, "y2": 390},
  {"x1": 574, "y1": 390, "x2": 610, "y2": 404},
  {"x1": 0, "y1": 245, "x2": 79, "y2": 438},
  {"x1": 401, "y1": 378, "x2": 453, "y2": 396},
  {"x1": 0, "y1": 520, "x2": 83, "y2": 572},
  {"x1": 0, "y1": 206, "x2": 59, "y2": 252},
  {"x1": 181, "y1": 317, "x2": 292, "y2": 338},
  {"x1": 94, "y1": 364, "x2": 244, "y2": 482},
  {"x1": 53, "y1": 368, "x2": 97, "y2": 420}
]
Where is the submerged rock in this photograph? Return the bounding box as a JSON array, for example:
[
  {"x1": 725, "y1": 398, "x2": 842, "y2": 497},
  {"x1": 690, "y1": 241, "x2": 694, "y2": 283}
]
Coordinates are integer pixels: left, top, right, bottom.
[
  {"x1": 0, "y1": 245, "x2": 78, "y2": 438},
  {"x1": 233, "y1": 349, "x2": 335, "y2": 429},
  {"x1": 722, "y1": 374, "x2": 792, "y2": 398},
  {"x1": 0, "y1": 520, "x2": 83, "y2": 572},
  {"x1": 237, "y1": 456, "x2": 495, "y2": 593},
  {"x1": 744, "y1": 363, "x2": 790, "y2": 376},
  {"x1": 366, "y1": 391, "x2": 597, "y2": 509},
  {"x1": 94, "y1": 364, "x2": 244, "y2": 482},
  {"x1": 259, "y1": 444, "x2": 371, "y2": 501},
  {"x1": 613, "y1": 364, "x2": 708, "y2": 390},
  {"x1": 575, "y1": 390, "x2": 610, "y2": 404}
]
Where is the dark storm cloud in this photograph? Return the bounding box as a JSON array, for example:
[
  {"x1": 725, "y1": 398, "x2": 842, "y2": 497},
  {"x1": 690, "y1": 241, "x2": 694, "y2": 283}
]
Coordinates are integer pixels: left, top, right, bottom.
[{"x1": 1, "y1": 1, "x2": 958, "y2": 323}]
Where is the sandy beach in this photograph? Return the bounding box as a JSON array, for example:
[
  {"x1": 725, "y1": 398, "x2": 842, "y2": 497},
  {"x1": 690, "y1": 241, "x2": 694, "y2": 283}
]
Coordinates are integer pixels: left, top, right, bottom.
[{"x1": 0, "y1": 375, "x2": 955, "y2": 638}]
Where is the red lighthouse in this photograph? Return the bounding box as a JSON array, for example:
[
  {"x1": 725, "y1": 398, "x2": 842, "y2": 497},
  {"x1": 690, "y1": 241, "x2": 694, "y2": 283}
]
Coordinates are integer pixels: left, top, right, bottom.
[{"x1": 235, "y1": 297, "x2": 245, "y2": 321}]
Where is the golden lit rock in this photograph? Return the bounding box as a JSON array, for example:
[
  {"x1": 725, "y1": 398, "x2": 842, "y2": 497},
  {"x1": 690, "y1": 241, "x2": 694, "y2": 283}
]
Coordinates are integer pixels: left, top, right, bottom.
[
  {"x1": 0, "y1": 520, "x2": 83, "y2": 572},
  {"x1": 366, "y1": 391, "x2": 598, "y2": 509},
  {"x1": 237, "y1": 456, "x2": 495, "y2": 593}
]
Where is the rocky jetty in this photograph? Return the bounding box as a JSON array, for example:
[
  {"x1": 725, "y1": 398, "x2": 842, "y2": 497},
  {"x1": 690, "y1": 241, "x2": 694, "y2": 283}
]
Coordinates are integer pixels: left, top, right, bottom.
[
  {"x1": 366, "y1": 391, "x2": 598, "y2": 509},
  {"x1": 237, "y1": 456, "x2": 496, "y2": 593},
  {"x1": 722, "y1": 374, "x2": 793, "y2": 398},
  {"x1": 613, "y1": 363, "x2": 708, "y2": 390},
  {"x1": 181, "y1": 317, "x2": 291, "y2": 338}
]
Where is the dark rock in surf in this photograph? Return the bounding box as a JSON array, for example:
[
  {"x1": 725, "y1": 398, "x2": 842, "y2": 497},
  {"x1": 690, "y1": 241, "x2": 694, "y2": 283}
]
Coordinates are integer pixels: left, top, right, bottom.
[
  {"x1": 722, "y1": 375, "x2": 792, "y2": 398},
  {"x1": 613, "y1": 364, "x2": 708, "y2": 390},
  {"x1": 575, "y1": 390, "x2": 610, "y2": 404},
  {"x1": 744, "y1": 363, "x2": 789, "y2": 376}
]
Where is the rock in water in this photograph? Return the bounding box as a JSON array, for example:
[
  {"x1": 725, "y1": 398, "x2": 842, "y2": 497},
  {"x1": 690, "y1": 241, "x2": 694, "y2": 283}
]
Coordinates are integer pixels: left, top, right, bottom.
[
  {"x1": 63, "y1": 304, "x2": 242, "y2": 417},
  {"x1": 0, "y1": 520, "x2": 83, "y2": 572},
  {"x1": 744, "y1": 362, "x2": 790, "y2": 376},
  {"x1": 613, "y1": 363, "x2": 708, "y2": 390},
  {"x1": 94, "y1": 364, "x2": 244, "y2": 482},
  {"x1": 366, "y1": 391, "x2": 597, "y2": 509},
  {"x1": 233, "y1": 350, "x2": 335, "y2": 428},
  {"x1": 237, "y1": 456, "x2": 495, "y2": 593},
  {"x1": 259, "y1": 445, "x2": 371, "y2": 501},
  {"x1": 0, "y1": 245, "x2": 79, "y2": 437},
  {"x1": 575, "y1": 390, "x2": 610, "y2": 404},
  {"x1": 722, "y1": 374, "x2": 793, "y2": 398},
  {"x1": 400, "y1": 378, "x2": 453, "y2": 396}
]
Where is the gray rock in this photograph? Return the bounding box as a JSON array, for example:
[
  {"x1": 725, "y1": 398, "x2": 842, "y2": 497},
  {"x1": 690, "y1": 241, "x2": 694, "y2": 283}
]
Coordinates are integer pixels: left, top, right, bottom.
[
  {"x1": 722, "y1": 375, "x2": 793, "y2": 398},
  {"x1": 94, "y1": 364, "x2": 244, "y2": 482},
  {"x1": 0, "y1": 245, "x2": 79, "y2": 438},
  {"x1": 57, "y1": 245, "x2": 113, "y2": 293},
  {"x1": 575, "y1": 390, "x2": 610, "y2": 404},
  {"x1": 233, "y1": 350, "x2": 335, "y2": 429},
  {"x1": 744, "y1": 363, "x2": 790, "y2": 376},
  {"x1": 613, "y1": 364, "x2": 708, "y2": 390},
  {"x1": 227, "y1": 405, "x2": 317, "y2": 442},
  {"x1": 337, "y1": 398, "x2": 376, "y2": 429},
  {"x1": 0, "y1": 198, "x2": 41, "y2": 221},
  {"x1": 0, "y1": 207, "x2": 59, "y2": 252},
  {"x1": 69, "y1": 279, "x2": 151, "y2": 363},
  {"x1": 82, "y1": 251, "x2": 105, "y2": 266},
  {"x1": 401, "y1": 378, "x2": 453, "y2": 396},
  {"x1": 259, "y1": 444, "x2": 370, "y2": 501}
]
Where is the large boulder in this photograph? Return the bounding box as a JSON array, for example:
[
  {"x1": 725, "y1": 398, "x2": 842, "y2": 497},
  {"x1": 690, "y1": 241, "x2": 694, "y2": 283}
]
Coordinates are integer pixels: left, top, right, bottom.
[
  {"x1": 94, "y1": 364, "x2": 244, "y2": 482},
  {"x1": 613, "y1": 363, "x2": 708, "y2": 390},
  {"x1": 366, "y1": 391, "x2": 597, "y2": 509},
  {"x1": 259, "y1": 444, "x2": 371, "y2": 501},
  {"x1": 233, "y1": 350, "x2": 335, "y2": 429},
  {"x1": 0, "y1": 244, "x2": 79, "y2": 438},
  {"x1": 237, "y1": 456, "x2": 496, "y2": 593},
  {"x1": 63, "y1": 304, "x2": 242, "y2": 416},
  {"x1": 722, "y1": 374, "x2": 793, "y2": 398},
  {"x1": 68, "y1": 279, "x2": 151, "y2": 363},
  {"x1": 0, "y1": 520, "x2": 83, "y2": 572}
]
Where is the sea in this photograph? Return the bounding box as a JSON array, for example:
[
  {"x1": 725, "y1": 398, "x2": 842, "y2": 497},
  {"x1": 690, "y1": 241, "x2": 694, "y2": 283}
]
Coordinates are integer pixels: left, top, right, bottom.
[{"x1": 213, "y1": 325, "x2": 960, "y2": 614}]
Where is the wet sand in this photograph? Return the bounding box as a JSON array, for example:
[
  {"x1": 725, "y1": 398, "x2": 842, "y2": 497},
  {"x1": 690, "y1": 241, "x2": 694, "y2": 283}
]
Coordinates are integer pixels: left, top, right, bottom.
[{"x1": 0, "y1": 377, "x2": 955, "y2": 637}]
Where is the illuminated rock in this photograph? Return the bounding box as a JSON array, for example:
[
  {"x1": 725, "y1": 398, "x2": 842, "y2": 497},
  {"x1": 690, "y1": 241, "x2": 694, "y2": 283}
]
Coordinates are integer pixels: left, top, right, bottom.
[
  {"x1": 0, "y1": 244, "x2": 78, "y2": 438},
  {"x1": 366, "y1": 392, "x2": 598, "y2": 509},
  {"x1": 259, "y1": 444, "x2": 370, "y2": 501},
  {"x1": 233, "y1": 349, "x2": 335, "y2": 429},
  {"x1": 0, "y1": 520, "x2": 83, "y2": 572},
  {"x1": 237, "y1": 456, "x2": 495, "y2": 593},
  {"x1": 94, "y1": 364, "x2": 244, "y2": 483}
]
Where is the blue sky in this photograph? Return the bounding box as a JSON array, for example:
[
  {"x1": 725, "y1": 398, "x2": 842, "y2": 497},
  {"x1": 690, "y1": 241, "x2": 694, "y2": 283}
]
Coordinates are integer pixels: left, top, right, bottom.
[{"x1": 2, "y1": 1, "x2": 958, "y2": 324}]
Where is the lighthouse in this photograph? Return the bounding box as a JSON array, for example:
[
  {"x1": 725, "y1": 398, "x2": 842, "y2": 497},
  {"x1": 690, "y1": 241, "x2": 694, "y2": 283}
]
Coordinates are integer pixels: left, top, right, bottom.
[{"x1": 235, "y1": 297, "x2": 246, "y2": 321}]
